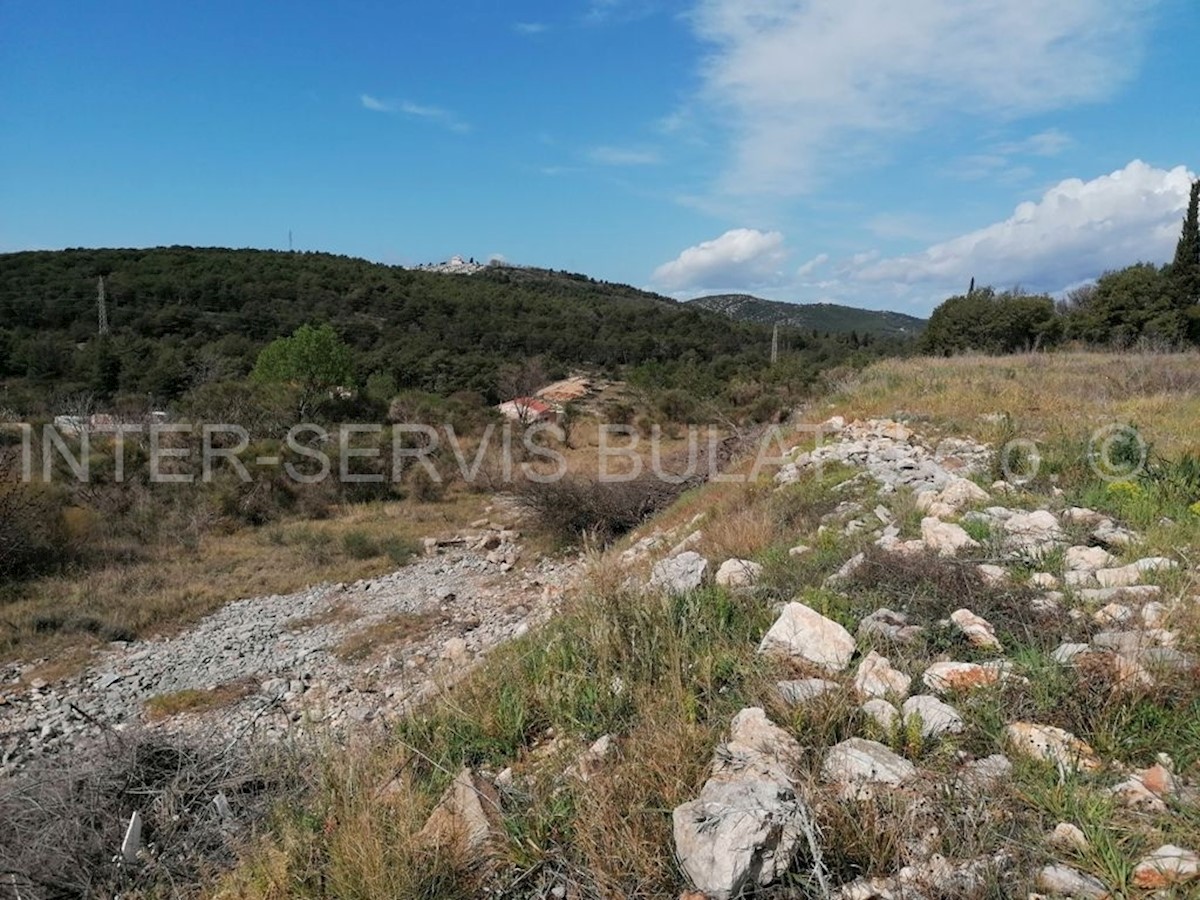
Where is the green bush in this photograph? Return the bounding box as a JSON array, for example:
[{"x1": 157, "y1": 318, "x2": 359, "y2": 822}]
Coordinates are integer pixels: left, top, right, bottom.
[{"x1": 341, "y1": 530, "x2": 380, "y2": 560}]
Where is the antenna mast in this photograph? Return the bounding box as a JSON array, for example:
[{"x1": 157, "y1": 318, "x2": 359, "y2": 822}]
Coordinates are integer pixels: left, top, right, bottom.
[
  {"x1": 97, "y1": 275, "x2": 109, "y2": 335},
  {"x1": 771, "y1": 323, "x2": 779, "y2": 365}
]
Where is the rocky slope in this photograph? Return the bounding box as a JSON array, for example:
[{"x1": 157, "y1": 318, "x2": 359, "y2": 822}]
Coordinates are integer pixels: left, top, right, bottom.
[
  {"x1": 0, "y1": 516, "x2": 577, "y2": 776},
  {"x1": 4, "y1": 413, "x2": 1198, "y2": 899},
  {"x1": 657, "y1": 417, "x2": 1199, "y2": 898}
]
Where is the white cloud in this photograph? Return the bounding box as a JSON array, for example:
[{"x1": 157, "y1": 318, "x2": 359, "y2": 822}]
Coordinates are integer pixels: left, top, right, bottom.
[
  {"x1": 796, "y1": 253, "x2": 829, "y2": 277},
  {"x1": 952, "y1": 128, "x2": 1075, "y2": 181},
  {"x1": 360, "y1": 94, "x2": 393, "y2": 113},
  {"x1": 855, "y1": 160, "x2": 1196, "y2": 291},
  {"x1": 360, "y1": 95, "x2": 470, "y2": 132},
  {"x1": 398, "y1": 100, "x2": 471, "y2": 133},
  {"x1": 514, "y1": 22, "x2": 548, "y2": 34},
  {"x1": 689, "y1": 0, "x2": 1158, "y2": 194},
  {"x1": 652, "y1": 228, "x2": 788, "y2": 291},
  {"x1": 999, "y1": 128, "x2": 1074, "y2": 158},
  {"x1": 587, "y1": 145, "x2": 662, "y2": 166},
  {"x1": 585, "y1": 0, "x2": 654, "y2": 25}
]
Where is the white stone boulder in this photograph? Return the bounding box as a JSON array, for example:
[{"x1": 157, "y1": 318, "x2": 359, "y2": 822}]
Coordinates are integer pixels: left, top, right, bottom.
[
  {"x1": 777, "y1": 679, "x2": 840, "y2": 706},
  {"x1": 1002, "y1": 510, "x2": 1063, "y2": 555},
  {"x1": 1131, "y1": 844, "x2": 1198, "y2": 890},
  {"x1": 759, "y1": 602, "x2": 857, "y2": 673},
  {"x1": 861, "y1": 698, "x2": 900, "y2": 731},
  {"x1": 853, "y1": 651, "x2": 911, "y2": 700},
  {"x1": 715, "y1": 558, "x2": 763, "y2": 588},
  {"x1": 902, "y1": 695, "x2": 964, "y2": 738},
  {"x1": 672, "y1": 709, "x2": 812, "y2": 900},
  {"x1": 1036, "y1": 864, "x2": 1109, "y2": 899},
  {"x1": 921, "y1": 517, "x2": 979, "y2": 557},
  {"x1": 1065, "y1": 545, "x2": 1118, "y2": 571},
  {"x1": 950, "y1": 609, "x2": 1002, "y2": 651},
  {"x1": 649, "y1": 551, "x2": 708, "y2": 593},
  {"x1": 923, "y1": 660, "x2": 1017, "y2": 693},
  {"x1": 822, "y1": 738, "x2": 916, "y2": 800},
  {"x1": 416, "y1": 768, "x2": 504, "y2": 866},
  {"x1": 1004, "y1": 723, "x2": 1100, "y2": 773}
]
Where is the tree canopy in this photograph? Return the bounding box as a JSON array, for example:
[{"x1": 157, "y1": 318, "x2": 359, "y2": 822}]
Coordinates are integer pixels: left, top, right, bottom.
[
  {"x1": 0, "y1": 247, "x2": 905, "y2": 418},
  {"x1": 920, "y1": 288, "x2": 1061, "y2": 355},
  {"x1": 252, "y1": 323, "x2": 354, "y2": 416}
]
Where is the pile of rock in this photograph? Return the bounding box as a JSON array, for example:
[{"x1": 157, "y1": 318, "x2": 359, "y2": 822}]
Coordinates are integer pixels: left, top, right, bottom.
[
  {"x1": 1, "y1": 541, "x2": 576, "y2": 777},
  {"x1": 775, "y1": 417, "x2": 991, "y2": 495}
]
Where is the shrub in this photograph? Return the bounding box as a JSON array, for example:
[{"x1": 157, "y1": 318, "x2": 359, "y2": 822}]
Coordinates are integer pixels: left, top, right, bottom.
[
  {"x1": 380, "y1": 536, "x2": 419, "y2": 566},
  {"x1": 0, "y1": 479, "x2": 73, "y2": 581},
  {"x1": 516, "y1": 473, "x2": 683, "y2": 545},
  {"x1": 0, "y1": 734, "x2": 287, "y2": 898},
  {"x1": 408, "y1": 466, "x2": 445, "y2": 502},
  {"x1": 341, "y1": 529, "x2": 381, "y2": 560}
]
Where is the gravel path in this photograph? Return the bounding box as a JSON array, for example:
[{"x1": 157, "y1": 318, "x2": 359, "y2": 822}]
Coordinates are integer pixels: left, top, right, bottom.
[{"x1": 1, "y1": 525, "x2": 579, "y2": 777}]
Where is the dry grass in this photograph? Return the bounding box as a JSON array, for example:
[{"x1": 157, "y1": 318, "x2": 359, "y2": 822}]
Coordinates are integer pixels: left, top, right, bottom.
[
  {"x1": 833, "y1": 351, "x2": 1200, "y2": 454},
  {"x1": 0, "y1": 733, "x2": 290, "y2": 899},
  {"x1": 0, "y1": 494, "x2": 484, "y2": 675},
  {"x1": 692, "y1": 484, "x2": 777, "y2": 562},
  {"x1": 144, "y1": 678, "x2": 259, "y2": 721},
  {"x1": 333, "y1": 611, "x2": 442, "y2": 663}
]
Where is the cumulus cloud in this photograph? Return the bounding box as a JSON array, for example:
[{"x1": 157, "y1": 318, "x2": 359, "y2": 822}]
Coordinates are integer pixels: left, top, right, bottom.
[
  {"x1": 587, "y1": 145, "x2": 661, "y2": 166},
  {"x1": 652, "y1": 228, "x2": 788, "y2": 291},
  {"x1": 855, "y1": 160, "x2": 1196, "y2": 291},
  {"x1": 689, "y1": 0, "x2": 1158, "y2": 194}
]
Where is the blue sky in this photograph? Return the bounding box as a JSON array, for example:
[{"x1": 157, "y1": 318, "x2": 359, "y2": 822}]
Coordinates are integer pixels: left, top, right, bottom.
[{"x1": 2, "y1": 0, "x2": 1197, "y2": 314}]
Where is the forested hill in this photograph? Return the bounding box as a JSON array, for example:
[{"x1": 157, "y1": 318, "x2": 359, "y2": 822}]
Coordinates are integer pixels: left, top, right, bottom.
[
  {"x1": 689, "y1": 293, "x2": 926, "y2": 337},
  {"x1": 0, "y1": 247, "x2": 902, "y2": 413}
]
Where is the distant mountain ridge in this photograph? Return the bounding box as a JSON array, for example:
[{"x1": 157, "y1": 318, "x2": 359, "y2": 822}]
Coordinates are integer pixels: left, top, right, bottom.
[{"x1": 688, "y1": 293, "x2": 926, "y2": 337}]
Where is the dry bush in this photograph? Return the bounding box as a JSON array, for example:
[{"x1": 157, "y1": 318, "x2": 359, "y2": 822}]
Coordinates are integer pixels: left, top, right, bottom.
[
  {"x1": 515, "y1": 473, "x2": 686, "y2": 545},
  {"x1": 0, "y1": 733, "x2": 289, "y2": 900},
  {"x1": 212, "y1": 744, "x2": 474, "y2": 900},
  {"x1": 0, "y1": 468, "x2": 73, "y2": 582},
  {"x1": 558, "y1": 716, "x2": 716, "y2": 897}
]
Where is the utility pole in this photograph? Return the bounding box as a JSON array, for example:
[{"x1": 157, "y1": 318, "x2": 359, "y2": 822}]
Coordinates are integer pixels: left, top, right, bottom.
[
  {"x1": 771, "y1": 323, "x2": 779, "y2": 365},
  {"x1": 97, "y1": 275, "x2": 109, "y2": 335}
]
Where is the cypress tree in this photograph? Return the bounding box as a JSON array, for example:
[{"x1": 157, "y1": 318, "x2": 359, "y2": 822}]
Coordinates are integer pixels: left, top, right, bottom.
[{"x1": 1171, "y1": 179, "x2": 1200, "y2": 305}]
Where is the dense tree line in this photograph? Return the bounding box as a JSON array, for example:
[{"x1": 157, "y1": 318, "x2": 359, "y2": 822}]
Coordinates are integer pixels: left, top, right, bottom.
[
  {"x1": 922, "y1": 180, "x2": 1200, "y2": 355},
  {"x1": 0, "y1": 247, "x2": 908, "y2": 418}
]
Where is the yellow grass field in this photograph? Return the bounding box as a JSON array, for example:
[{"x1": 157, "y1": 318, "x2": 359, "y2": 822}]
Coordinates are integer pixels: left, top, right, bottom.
[{"x1": 829, "y1": 351, "x2": 1200, "y2": 455}]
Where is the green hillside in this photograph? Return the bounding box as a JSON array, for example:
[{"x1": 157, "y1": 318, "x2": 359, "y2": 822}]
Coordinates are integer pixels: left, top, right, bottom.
[
  {"x1": 689, "y1": 293, "x2": 926, "y2": 337},
  {"x1": 0, "y1": 248, "x2": 902, "y2": 416}
]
